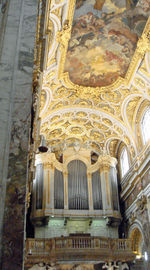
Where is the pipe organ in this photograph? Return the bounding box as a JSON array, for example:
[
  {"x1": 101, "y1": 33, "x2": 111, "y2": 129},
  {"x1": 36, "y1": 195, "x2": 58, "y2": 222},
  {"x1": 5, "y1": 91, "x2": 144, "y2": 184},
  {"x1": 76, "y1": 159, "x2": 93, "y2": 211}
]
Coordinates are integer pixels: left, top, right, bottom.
[
  {"x1": 35, "y1": 163, "x2": 43, "y2": 210},
  {"x1": 31, "y1": 148, "x2": 121, "y2": 238},
  {"x1": 68, "y1": 160, "x2": 89, "y2": 210},
  {"x1": 54, "y1": 168, "x2": 64, "y2": 209},
  {"x1": 92, "y1": 169, "x2": 103, "y2": 210}
]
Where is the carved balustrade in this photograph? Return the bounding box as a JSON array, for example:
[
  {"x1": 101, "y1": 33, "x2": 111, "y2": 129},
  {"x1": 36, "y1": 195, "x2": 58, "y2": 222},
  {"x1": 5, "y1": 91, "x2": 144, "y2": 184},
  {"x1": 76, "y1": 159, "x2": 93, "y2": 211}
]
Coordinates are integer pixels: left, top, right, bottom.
[{"x1": 25, "y1": 236, "x2": 135, "y2": 266}]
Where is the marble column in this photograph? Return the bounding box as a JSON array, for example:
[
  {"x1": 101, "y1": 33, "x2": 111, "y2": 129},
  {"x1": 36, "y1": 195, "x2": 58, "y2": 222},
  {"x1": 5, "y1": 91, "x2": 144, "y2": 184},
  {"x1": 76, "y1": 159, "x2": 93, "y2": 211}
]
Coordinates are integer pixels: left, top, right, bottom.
[{"x1": 0, "y1": 0, "x2": 39, "y2": 268}]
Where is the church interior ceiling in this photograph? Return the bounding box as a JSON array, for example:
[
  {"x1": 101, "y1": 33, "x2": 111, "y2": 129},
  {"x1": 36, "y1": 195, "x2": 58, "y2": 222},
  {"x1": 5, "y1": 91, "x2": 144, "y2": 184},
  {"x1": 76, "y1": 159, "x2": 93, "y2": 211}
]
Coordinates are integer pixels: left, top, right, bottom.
[
  {"x1": 33, "y1": 0, "x2": 150, "y2": 159},
  {"x1": 64, "y1": 0, "x2": 148, "y2": 87}
]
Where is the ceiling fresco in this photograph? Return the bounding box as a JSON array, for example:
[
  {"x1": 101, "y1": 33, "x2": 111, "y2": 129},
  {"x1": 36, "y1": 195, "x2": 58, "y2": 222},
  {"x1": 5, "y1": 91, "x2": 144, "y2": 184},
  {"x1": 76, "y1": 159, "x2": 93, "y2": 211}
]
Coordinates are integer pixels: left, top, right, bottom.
[
  {"x1": 32, "y1": 0, "x2": 150, "y2": 160},
  {"x1": 64, "y1": 0, "x2": 150, "y2": 87}
]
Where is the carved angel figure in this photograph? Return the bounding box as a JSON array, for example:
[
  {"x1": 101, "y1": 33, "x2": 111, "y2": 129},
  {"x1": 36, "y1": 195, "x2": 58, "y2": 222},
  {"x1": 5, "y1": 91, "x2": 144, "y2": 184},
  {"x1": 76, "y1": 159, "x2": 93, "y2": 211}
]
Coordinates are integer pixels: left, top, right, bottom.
[
  {"x1": 29, "y1": 262, "x2": 58, "y2": 270},
  {"x1": 29, "y1": 263, "x2": 46, "y2": 270},
  {"x1": 118, "y1": 262, "x2": 129, "y2": 270},
  {"x1": 102, "y1": 262, "x2": 119, "y2": 270}
]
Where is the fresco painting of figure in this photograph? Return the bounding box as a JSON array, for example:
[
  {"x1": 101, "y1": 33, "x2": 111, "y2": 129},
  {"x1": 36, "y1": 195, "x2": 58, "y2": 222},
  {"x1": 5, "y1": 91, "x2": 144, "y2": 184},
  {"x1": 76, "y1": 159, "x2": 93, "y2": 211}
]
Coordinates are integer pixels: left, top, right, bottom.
[{"x1": 64, "y1": 0, "x2": 150, "y2": 87}]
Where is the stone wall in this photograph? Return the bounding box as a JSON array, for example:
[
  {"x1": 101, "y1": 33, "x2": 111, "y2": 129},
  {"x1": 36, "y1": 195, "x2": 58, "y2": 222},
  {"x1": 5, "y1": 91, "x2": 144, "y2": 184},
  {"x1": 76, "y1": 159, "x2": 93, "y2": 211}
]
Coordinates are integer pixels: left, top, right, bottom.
[
  {"x1": 34, "y1": 218, "x2": 118, "y2": 239},
  {"x1": 0, "y1": 0, "x2": 38, "y2": 269}
]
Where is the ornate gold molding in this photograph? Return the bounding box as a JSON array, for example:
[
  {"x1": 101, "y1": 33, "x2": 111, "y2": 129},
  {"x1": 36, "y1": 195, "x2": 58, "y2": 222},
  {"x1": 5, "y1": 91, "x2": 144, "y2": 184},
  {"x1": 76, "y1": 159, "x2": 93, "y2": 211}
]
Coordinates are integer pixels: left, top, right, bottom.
[
  {"x1": 33, "y1": 0, "x2": 150, "y2": 160},
  {"x1": 98, "y1": 155, "x2": 117, "y2": 169}
]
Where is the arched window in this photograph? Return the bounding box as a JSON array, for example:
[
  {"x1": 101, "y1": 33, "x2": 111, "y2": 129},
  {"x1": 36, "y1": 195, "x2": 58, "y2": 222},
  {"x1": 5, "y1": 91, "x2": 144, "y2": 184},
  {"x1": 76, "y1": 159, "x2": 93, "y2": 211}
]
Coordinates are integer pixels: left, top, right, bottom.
[
  {"x1": 141, "y1": 108, "x2": 150, "y2": 144},
  {"x1": 120, "y1": 147, "x2": 129, "y2": 177}
]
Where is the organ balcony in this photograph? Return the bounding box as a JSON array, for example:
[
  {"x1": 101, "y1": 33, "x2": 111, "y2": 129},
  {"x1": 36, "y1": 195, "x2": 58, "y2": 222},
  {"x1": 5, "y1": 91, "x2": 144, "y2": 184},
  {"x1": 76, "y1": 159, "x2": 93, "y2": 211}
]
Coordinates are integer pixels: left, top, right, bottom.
[
  {"x1": 25, "y1": 236, "x2": 136, "y2": 266},
  {"x1": 26, "y1": 147, "x2": 136, "y2": 267}
]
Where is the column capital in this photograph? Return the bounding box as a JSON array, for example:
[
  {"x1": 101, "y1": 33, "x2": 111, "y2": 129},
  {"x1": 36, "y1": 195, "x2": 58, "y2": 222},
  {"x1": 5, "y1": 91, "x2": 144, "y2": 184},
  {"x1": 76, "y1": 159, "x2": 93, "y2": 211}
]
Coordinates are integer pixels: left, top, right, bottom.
[
  {"x1": 63, "y1": 171, "x2": 68, "y2": 177},
  {"x1": 35, "y1": 152, "x2": 56, "y2": 167},
  {"x1": 98, "y1": 155, "x2": 117, "y2": 170}
]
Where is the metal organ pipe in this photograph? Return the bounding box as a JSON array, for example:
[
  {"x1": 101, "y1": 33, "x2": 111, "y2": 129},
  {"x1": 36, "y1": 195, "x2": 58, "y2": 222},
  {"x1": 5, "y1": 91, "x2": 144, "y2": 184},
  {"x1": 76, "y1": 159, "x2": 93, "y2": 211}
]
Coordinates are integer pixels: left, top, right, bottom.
[
  {"x1": 31, "y1": 153, "x2": 121, "y2": 223},
  {"x1": 54, "y1": 168, "x2": 64, "y2": 209},
  {"x1": 92, "y1": 169, "x2": 103, "y2": 210},
  {"x1": 35, "y1": 163, "x2": 43, "y2": 209},
  {"x1": 68, "y1": 160, "x2": 89, "y2": 210},
  {"x1": 110, "y1": 167, "x2": 119, "y2": 211}
]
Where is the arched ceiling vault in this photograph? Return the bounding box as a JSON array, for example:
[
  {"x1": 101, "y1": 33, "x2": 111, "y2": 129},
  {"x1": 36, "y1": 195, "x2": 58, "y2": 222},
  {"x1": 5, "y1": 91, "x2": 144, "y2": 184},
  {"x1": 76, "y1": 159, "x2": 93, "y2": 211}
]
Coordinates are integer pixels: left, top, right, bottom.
[{"x1": 33, "y1": 0, "x2": 150, "y2": 159}]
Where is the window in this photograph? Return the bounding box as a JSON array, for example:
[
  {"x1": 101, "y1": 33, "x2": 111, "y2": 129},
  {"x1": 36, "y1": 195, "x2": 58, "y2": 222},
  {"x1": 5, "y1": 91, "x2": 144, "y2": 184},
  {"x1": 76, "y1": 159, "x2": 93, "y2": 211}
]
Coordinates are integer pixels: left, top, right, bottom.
[
  {"x1": 120, "y1": 148, "x2": 129, "y2": 177},
  {"x1": 141, "y1": 108, "x2": 150, "y2": 144}
]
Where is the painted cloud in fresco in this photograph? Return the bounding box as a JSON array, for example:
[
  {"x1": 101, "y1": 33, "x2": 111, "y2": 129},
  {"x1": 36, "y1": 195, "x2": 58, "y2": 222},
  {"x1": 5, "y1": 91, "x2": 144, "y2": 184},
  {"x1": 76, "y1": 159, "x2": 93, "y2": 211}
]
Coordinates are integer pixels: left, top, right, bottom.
[{"x1": 64, "y1": 0, "x2": 150, "y2": 87}]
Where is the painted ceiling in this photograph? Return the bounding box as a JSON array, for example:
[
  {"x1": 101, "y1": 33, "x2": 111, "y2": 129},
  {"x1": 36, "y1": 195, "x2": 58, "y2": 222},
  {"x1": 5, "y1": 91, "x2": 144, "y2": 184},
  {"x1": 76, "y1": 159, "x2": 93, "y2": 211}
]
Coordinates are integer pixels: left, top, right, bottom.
[
  {"x1": 33, "y1": 0, "x2": 150, "y2": 161},
  {"x1": 64, "y1": 0, "x2": 150, "y2": 87}
]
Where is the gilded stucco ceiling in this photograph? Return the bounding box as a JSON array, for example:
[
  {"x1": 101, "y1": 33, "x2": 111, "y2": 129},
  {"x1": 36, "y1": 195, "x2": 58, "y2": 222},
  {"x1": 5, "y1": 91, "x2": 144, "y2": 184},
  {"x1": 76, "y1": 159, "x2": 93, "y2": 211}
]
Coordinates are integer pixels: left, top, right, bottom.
[{"x1": 33, "y1": 0, "x2": 150, "y2": 159}]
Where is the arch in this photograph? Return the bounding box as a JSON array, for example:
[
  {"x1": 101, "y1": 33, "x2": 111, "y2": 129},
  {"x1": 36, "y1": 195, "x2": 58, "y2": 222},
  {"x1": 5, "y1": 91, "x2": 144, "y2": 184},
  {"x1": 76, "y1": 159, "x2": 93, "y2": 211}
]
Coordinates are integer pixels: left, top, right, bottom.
[
  {"x1": 129, "y1": 222, "x2": 144, "y2": 256},
  {"x1": 65, "y1": 154, "x2": 90, "y2": 169},
  {"x1": 135, "y1": 100, "x2": 150, "y2": 151},
  {"x1": 141, "y1": 107, "x2": 150, "y2": 145},
  {"x1": 119, "y1": 146, "x2": 130, "y2": 178}
]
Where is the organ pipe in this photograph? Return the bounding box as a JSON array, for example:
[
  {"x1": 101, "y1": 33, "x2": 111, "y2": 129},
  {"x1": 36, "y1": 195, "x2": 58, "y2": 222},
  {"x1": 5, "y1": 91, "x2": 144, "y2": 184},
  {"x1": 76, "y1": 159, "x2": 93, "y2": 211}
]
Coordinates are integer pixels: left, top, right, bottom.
[
  {"x1": 35, "y1": 163, "x2": 43, "y2": 209},
  {"x1": 54, "y1": 168, "x2": 64, "y2": 209},
  {"x1": 68, "y1": 160, "x2": 89, "y2": 210},
  {"x1": 32, "y1": 152, "x2": 121, "y2": 222},
  {"x1": 92, "y1": 169, "x2": 103, "y2": 210},
  {"x1": 110, "y1": 167, "x2": 119, "y2": 211}
]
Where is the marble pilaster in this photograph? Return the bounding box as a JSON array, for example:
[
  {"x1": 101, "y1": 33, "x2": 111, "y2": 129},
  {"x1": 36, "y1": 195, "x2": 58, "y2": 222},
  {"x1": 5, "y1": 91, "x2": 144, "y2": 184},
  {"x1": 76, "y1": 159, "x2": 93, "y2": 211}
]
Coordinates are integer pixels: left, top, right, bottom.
[{"x1": 0, "y1": 0, "x2": 39, "y2": 269}]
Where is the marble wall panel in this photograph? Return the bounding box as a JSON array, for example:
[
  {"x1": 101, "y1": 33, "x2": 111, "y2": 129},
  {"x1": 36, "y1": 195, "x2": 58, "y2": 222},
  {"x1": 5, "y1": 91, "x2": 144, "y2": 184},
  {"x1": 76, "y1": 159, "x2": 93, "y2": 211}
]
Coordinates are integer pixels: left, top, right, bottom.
[{"x1": 0, "y1": 0, "x2": 39, "y2": 269}]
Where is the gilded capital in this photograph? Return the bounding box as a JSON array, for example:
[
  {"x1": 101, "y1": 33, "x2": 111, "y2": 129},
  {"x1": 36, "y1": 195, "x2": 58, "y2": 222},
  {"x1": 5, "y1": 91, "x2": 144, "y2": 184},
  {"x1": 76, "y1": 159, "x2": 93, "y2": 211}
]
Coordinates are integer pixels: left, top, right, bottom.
[
  {"x1": 98, "y1": 155, "x2": 117, "y2": 170},
  {"x1": 63, "y1": 171, "x2": 68, "y2": 177}
]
